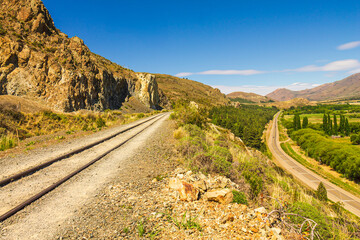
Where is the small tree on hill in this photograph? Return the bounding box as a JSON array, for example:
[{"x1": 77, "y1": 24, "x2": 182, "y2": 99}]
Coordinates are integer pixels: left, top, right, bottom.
[
  {"x1": 302, "y1": 116, "x2": 308, "y2": 128},
  {"x1": 323, "y1": 114, "x2": 328, "y2": 133},
  {"x1": 316, "y1": 182, "x2": 327, "y2": 201},
  {"x1": 293, "y1": 114, "x2": 301, "y2": 130},
  {"x1": 345, "y1": 118, "x2": 350, "y2": 136},
  {"x1": 333, "y1": 114, "x2": 338, "y2": 135}
]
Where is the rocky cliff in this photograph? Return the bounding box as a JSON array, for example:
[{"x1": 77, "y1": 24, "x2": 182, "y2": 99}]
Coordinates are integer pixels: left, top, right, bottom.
[{"x1": 0, "y1": 0, "x2": 166, "y2": 111}]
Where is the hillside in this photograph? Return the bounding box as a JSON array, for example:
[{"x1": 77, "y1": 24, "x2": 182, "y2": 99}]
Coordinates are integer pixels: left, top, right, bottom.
[
  {"x1": 265, "y1": 97, "x2": 315, "y2": 109},
  {"x1": 154, "y1": 74, "x2": 229, "y2": 106},
  {"x1": 267, "y1": 73, "x2": 360, "y2": 101},
  {"x1": 227, "y1": 91, "x2": 273, "y2": 103},
  {"x1": 0, "y1": 0, "x2": 167, "y2": 112}
]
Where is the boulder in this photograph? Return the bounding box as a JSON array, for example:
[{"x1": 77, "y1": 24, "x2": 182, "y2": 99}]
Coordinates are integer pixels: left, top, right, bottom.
[
  {"x1": 193, "y1": 179, "x2": 207, "y2": 193},
  {"x1": 203, "y1": 189, "x2": 233, "y2": 204},
  {"x1": 169, "y1": 178, "x2": 199, "y2": 201}
]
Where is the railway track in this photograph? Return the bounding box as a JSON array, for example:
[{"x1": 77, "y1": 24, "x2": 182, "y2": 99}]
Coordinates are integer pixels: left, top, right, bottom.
[{"x1": 0, "y1": 113, "x2": 167, "y2": 222}]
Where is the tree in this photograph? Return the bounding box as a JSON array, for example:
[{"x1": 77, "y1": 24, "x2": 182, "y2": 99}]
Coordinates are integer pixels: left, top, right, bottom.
[
  {"x1": 333, "y1": 114, "x2": 338, "y2": 135},
  {"x1": 351, "y1": 134, "x2": 360, "y2": 145},
  {"x1": 316, "y1": 182, "x2": 328, "y2": 201},
  {"x1": 345, "y1": 118, "x2": 350, "y2": 136},
  {"x1": 302, "y1": 116, "x2": 308, "y2": 128},
  {"x1": 339, "y1": 115, "x2": 344, "y2": 134},
  {"x1": 293, "y1": 114, "x2": 301, "y2": 130},
  {"x1": 323, "y1": 114, "x2": 328, "y2": 133},
  {"x1": 327, "y1": 114, "x2": 332, "y2": 135}
]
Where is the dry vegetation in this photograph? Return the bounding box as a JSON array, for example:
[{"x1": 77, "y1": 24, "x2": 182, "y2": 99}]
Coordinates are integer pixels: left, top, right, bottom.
[
  {"x1": 0, "y1": 102, "x2": 162, "y2": 153},
  {"x1": 170, "y1": 104, "x2": 360, "y2": 239},
  {"x1": 155, "y1": 74, "x2": 230, "y2": 107}
]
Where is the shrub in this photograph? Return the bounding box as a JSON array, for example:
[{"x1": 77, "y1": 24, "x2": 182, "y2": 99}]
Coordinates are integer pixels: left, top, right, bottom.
[
  {"x1": 208, "y1": 146, "x2": 232, "y2": 176},
  {"x1": 137, "y1": 113, "x2": 145, "y2": 119},
  {"x1": 173, "y1": 128, "x2": 186, "y2": 139},
  {"x1": 96, "y1": 117, "x2": 106, "y2": 128},
  {"x1": 0, "y1": 134, "x2": 17, "y2": 151},
  {"x1": 316, "y1": 182, "x2": 327, "y2": 201},
  {"x1": 232, "y1": 190, "x2": 248, "y2": 205},
  {"x1": 350, "y1": 134, "x2": 360, "y2": 145},
  {"x1": 242, "y1": 171, "x2": 263, "y2": 198},
  {"x1": 288, "y1": 202, "x2": 331, "y2": 238}
]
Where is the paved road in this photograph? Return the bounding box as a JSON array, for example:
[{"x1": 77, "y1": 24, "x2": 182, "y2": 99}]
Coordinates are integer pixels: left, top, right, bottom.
[{"x1": 268, "y1": 112, "x2": 360, "y2": 217}]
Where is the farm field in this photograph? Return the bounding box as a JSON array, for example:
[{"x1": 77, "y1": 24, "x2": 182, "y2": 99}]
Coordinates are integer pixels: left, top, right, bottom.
[{"x1": 284, "y1": 113, "x2": 360, "y2": 124}]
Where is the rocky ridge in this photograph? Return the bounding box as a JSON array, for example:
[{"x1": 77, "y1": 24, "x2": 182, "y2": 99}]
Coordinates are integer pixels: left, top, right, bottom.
[{"x1": 0, "y1": 0, "x2": 167, "y2": 111}]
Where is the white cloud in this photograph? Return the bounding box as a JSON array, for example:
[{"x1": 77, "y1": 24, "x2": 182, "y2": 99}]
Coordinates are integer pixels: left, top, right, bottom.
[
  {"x1": 175, "y1": 72, "x2": 193, "y2": 77},
  {"x1": 175, "y1": 69, "x2": 263, "y2": 77},
  {"x1": 198, "y1": 69, "x2": 264, "y2": 75},
  {"x1": 175, "y1": 59, "x2": 360, "y2": 77},
  {"x1": 290, "y1": 59, "x2": 360, "y2": 72},
  {"x1": 348, "y1": 68, "x2": 360, "y2": 74},
  {"x1": 212, "y1": 82, "x2": 321, "y2": 95},
  {"x1": 337, "y1": 41, "x2": 360, "y2": 50}
]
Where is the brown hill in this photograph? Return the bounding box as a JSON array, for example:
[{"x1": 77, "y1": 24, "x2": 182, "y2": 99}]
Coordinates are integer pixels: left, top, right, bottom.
[
  {"x1": 227, "y1": 91, "x2": 273, "y2": 103},
  {"x1": 155, "y1": 74, "x2": 229, "y2": 106},
  {"x1": 265, "y1": 98, "x2": 314, "y2": 109},
  {"x1": 266, "y1": 73, "x2": 360, "y2": 101},
  {"x1": 0, "y1": 0, "x2": 167, "y2": 112}
]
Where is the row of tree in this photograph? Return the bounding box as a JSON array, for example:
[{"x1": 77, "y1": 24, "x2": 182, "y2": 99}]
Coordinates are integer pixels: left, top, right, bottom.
[
  {"x1": 291, "y1": 129, "x2": 360, "y2": 181},
  {"x1": 323, "y1": 114, "x2": 350, "y2": 136},
  {"x1": 292, "y1": 114, "x2": 308, "y2": 130},
  {"x1": 209, "y1": 105, "x2": 278, "y2": 149}
]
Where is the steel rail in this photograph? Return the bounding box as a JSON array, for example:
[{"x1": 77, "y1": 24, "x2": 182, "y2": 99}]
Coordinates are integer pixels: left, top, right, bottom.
[
  {"x1": 0, "y1": 113, "x2": 166, "y2": 222},
  {"x1": 0, "y1": 113, "x2": 164, "y2": 187}
]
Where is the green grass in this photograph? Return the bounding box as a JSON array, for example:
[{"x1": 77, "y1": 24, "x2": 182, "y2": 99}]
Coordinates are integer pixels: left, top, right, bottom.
[
  {"x1": 281, "y1": 142, "x2": 360, "y2": 198},
  {"x1": 284, "y1": 113, "x2": 360, "y2": 124},
  {"x1": 0, "y1": 134, "x2": 17, "y2": 151}
]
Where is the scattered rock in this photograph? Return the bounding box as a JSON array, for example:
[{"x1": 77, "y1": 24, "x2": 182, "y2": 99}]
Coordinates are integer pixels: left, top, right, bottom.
[
  {"x1": 255, "y1": 206, "x2": 267, "y2": 214},
  {"x1": 203, "y1": 189, "x2": 233, "y2": 204},
  {"x1": 193, "y1": 179, "x2": 207, "y2": 193},
  {"x1": 168, "y1": 178, "x2": 199, "y2": 201}
]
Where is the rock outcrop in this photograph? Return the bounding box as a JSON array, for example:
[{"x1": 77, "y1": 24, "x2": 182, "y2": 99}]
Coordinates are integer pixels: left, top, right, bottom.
[{"x1": 0, "y1": 0, "x2": 167, "y2": 111}]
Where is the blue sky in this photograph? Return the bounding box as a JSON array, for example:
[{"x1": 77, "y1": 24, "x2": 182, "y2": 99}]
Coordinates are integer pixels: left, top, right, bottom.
[{"x1": 43, "y1": 0, "x2": 360, "y2": 95}]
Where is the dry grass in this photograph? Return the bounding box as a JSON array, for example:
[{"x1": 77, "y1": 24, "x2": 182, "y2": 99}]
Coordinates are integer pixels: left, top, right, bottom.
[
  {"x1": 0, "y1": 107, "x2": 161, "y2": 153},
  {"x1": 155, "y1": 74, "x2": 229, "y2": 106}
]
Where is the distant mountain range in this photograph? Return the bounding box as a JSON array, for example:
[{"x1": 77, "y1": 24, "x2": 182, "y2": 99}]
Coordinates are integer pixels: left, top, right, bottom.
[
  {"x1": 266, "y1": 73, "x2": 360, "y2": 101},
  {"x1": 226, "y1": 91, "x2": 273, "y2": 103}
]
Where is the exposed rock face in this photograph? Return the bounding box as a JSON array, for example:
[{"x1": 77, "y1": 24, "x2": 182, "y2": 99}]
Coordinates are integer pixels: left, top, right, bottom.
[{"x1": 0, "y1": 0, "x2": 167, "y2": 111}]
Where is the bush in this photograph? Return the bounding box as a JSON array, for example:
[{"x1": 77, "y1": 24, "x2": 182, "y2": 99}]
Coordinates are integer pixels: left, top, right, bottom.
[
  {"x1": 172, "y1": 104, "x2": 207, "y2": 128},
  {"x1": 0, "y1": 134, "x2": 17, "y2": 151},
  {"x1": 316, "y1": 182, "x2": 327, "y2": 201},
  {"x1": 242, "y1": 171, "x2": 263, "y2": 198},
  {"x1": 350, "y1": 134, "x2": 360, "y2": 145},
  {"x1": 207, "y1": 146, "x2": 232, "y2": 176},
  {"x1": 137, "y1": 113, "x2": 145, "y2": 119},
  {"x1": 96, "y1": 117, "x2": 106, "y2": 128},
  {"x1": 288, "y1": 202, "x2": 331, "y2": 238},
  {"x1": 232, "y1": 190, "x2": 248, "y2": 205}
]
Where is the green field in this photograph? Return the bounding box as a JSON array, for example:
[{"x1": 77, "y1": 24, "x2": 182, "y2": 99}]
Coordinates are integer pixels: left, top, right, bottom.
[{"x1": 284, "y1": 113, "x2": 360, "y2": 124}]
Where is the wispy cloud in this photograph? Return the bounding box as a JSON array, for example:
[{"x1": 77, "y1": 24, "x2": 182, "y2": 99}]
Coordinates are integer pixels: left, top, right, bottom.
[
  {"x1": 175, "y1": 59, "x2": 360, "y2": 77},
  {"x1": 337, "y1": 41, "x2": 360, "y2": 50},
  {"x1": 348, "y1": 68, "x2": 360, "y2": 74},
  {"x1": 175, "y1": 72, "x2": 193, "y2": 77},
  {"x1": 212, "y1": 82, "x2": 322, "y2": 96},
  {"x1": 175, "y1": 69, "x2": 263, "y2": 77},
  {"x1": 290, "y1": 59, "x2": 360, "y2": 72},
  {"x1": 198, "y1": 69, "x2": 264, "y2": 75}
]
